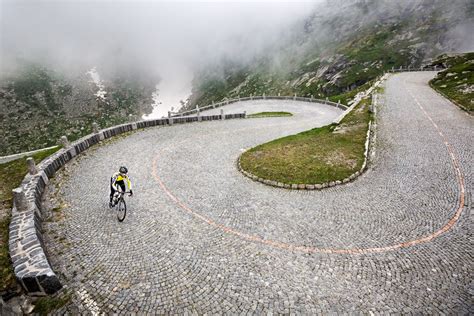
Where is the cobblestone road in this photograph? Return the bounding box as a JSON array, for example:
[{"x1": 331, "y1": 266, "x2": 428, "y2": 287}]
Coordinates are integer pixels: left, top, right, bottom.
[{"x1": 44, "y1": 72, "x2": 473, "y2": 314}]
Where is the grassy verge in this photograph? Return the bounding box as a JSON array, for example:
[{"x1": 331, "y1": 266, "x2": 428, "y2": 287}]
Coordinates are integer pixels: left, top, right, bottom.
[
  {"x1": 247, "y1": 112, "x2": 293, "y2": 118},
  {"x1": 33, "y1": 292, "x2": 72, "y2": 315},
  {"x1": 0, "y1": 146, "x2": 60, "y2": 293},
  {"x1": 240, "y1": 97, "x2": 371, "y2": 184},
  {"x1": 429, "y1": 52, "x2": 474, "y2": 113}
]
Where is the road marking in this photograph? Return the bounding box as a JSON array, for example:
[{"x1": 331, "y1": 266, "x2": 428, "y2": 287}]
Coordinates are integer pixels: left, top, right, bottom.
[
  {"x1": 151, "y1": 90, "x2": 467, "y2": 254},
  {"x1": 77, "y1": 287, "x2": 101, "y2": 315}
]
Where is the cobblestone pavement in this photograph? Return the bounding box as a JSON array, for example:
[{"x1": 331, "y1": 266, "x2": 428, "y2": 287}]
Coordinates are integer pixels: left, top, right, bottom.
[{"x1": 43, "y1": 72, "x2": 473, "y2": 314}]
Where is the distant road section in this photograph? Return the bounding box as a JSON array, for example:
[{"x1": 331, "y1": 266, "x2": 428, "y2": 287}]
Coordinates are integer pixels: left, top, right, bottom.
[{"x1": 44, "y1": 73, "x2": 472, "y2": 314}]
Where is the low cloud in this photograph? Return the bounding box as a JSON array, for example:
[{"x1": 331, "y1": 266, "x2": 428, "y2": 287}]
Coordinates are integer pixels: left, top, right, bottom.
[{"x1": 0, "y1": 0, "x2": 319, "y2": 78}]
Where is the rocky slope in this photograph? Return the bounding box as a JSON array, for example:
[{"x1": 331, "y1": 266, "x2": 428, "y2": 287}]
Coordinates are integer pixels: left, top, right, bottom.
[
  {"x1": 429, "y1": 52, "x2": 474, "y2": 113},
  {"x1": 0, "y1": 63, "x2": 155, "y2": 156},
  {"x1": 185, "y1": 0, "x2": 473, "y2": 110}
]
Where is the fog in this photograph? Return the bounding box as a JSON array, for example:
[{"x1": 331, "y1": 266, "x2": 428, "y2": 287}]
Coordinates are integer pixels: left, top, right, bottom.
[
  {"x1": 1, "y1": 0, "x2": 472, "y2": 117},
  {"x1": 1, "y1": 0, "x2": 320, "y2": 116}
]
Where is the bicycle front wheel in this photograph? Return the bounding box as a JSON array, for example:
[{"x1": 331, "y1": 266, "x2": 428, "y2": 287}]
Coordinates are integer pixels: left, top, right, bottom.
[{"x1": 117, "y1": 199, "x2": 127, "y2": 222}]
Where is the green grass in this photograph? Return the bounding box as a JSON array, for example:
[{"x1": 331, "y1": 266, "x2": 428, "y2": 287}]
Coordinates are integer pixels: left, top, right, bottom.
[
  {"x1": 0, "y1": 146, "x2": 60, "y2": 292},
  {"x1": 33, "y1": 292, "x2": 71, "y2": 315},
  {"x1": 240, "y1": 97, "x2": 371, "y2": 184},
  {"x1": 247, "y1": 112, "x2": 293, "y2": 118},
  {"x1": 429, "y1": 52, "x2": 474, "y2": 112}
]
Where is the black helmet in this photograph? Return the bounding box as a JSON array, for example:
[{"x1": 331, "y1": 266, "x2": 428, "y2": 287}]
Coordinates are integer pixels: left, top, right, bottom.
[{"x1": 119, "y1": 166, "x2": 128, "y2": 174}]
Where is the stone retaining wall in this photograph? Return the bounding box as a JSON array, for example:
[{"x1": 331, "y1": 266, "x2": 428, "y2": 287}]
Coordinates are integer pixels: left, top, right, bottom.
[
  {"x1": 388, "y1": 66, "x2": 443, "y2": 73},
  {"x1": 9, "y1": 113, "x2": 245, "y2": 295},
  {"x1": 171, "y1": 95, "x2": 348, "y2": 117},
  {"x1": 9, "y1": 94, "x2": 350, "y2": 295}
]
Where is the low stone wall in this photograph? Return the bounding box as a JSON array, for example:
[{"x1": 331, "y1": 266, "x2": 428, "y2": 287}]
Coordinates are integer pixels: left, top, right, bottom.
[
  {"x1": 9, "y1": 113, "x2": 245, "y2": 295},
  {"x1": 333, "y1": 74, "x2": 387, "y2": 125},
  {"x1": 388, "y1": 66, "x2": 443, "y2": 73},
  {"x1": 0, "y1": 146, "x2": 60, "y2": 165},
  {"x1": 171, "y1": 95, "x2": 348, "y2": 117},
  {"x1": 9, "y1": 95, "x2": 349, "y2": 295}
]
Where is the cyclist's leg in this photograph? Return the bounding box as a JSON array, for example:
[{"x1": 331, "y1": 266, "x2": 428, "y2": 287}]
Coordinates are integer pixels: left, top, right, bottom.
[
  {"x1": 109, "y1": 178, "x2": 116, "y2": 206},
  {"x1": 118, "y1": 182, "x2": 126, "y2": 193}
]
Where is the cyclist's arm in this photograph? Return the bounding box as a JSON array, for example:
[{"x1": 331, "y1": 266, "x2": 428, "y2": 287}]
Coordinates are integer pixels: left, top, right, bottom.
[
  {"x1": 126, "y1": 176, "x2": 132, "y2": 191},
  {"x1": 111, "y1": 174, "x2": 119, "y2": 191}
]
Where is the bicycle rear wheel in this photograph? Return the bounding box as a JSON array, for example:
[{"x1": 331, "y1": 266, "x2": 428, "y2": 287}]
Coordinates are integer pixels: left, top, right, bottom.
[{"x1": 117, "y1": 198, "x2": 126, "y2": 222}]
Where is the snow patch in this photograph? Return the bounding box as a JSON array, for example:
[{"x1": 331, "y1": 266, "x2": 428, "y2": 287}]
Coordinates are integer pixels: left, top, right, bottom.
[{"x1": 86, "y1": 67, "x2": 107, "y2": 102}]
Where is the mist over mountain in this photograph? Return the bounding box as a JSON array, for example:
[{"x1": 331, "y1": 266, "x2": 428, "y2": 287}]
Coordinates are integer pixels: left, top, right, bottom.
[
  {"x1": 0, "y1": 0, "x2": 319, "y2": 155},
  {"x1": 0, "y1": 0, "x2": 472, "y2": 155},
  {"x1": 186, "y1": 0, "x2": 474, "y2": 109}
]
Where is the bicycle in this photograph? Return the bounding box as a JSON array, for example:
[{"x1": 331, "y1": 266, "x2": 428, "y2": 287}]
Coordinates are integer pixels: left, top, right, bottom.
[{"x1": 111, "y1": 191, "x2": 132, "y2": 222}]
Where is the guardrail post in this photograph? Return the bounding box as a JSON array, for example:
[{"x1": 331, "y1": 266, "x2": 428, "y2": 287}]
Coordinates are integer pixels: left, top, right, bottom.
[
  {"x1": 250, "y1": 94, "x2": 253, "y2": 100},
  {"x1": 310, "y1": 95, "x2": 314, "y2": 101},
  {"x1": 212, "y1": 101, "x2": 215, "y2": 108},
  {"x1": 26, "y1": 157, "x2": 37, "y2": 175},
  {"x1": 60, "y1": 135, "x2": 69, "y2": 148},
  {"x1": 238, "y1": 95, "x2": 241, "y2": 101},
  {"x1": 263, "y1": 93, "x2": 266, "y2": 100},
  {"x1": 278, "y1": 92, "x2": 281, "y2": 97},
  {"x1": 293, "y1": 93, "x2": 296, "y2": 100},
  {"x1": 168, "y1": 111, "x2": 173, "y2": 125},
  {"x1": 12, "y1": 188, "x2": 28, "y2": 212},
  {"x1": 220, "y1": 109, "x2": 225, "y2": 120},
  {"x1": 392, "y1": 66, "x2": 394, "y2": 72},
  {"x1": 325, "y1": 97, "x2": 328, "y2": 104},
  {"x1": 337, "y1": 100, "x2": 341, "y2": 108},
  {"x1": 196, "y1": 105, "x2": 201, "y2": 121},
  {"x1": 92, "y1": 122, "x2": 99, "y2": 134},
  {"x1": 369, "y1": 95, "x2": 376, "y2": 113}
]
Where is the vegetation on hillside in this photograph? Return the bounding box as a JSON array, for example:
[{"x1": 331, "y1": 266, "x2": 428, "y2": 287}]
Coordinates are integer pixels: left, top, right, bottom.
[
  {"x1": 185, "y1": 0, "x2": 470, "y2": 111},
  {"x1": 0, "y1": 63, "x2": 154, "y2": 156},
  {"x1": 430, "y1": 53, "x2": 474, "y2": 113}
]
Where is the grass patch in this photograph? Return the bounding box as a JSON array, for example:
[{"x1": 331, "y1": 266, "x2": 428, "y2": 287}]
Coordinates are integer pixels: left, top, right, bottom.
[
  {"x1": 0, "y1": 146, "x2": 60, "y2": 292},
  {"x1": 0, "y1": 211, "x2": 15, "y2": 292},
  {"x1": 429, "y1": 52, "x2": 474, "y2": 113},
  {"x1": 240, "y1": 97, "x2": 371, "y2": 184},
  {"x1": 0, "y1": 147, "x2": 60, "y2": 202},
  {"x1": 247, "y1": 111, "x2": 293, "y2": 118},
  {"x1": 33, "y1": 292, "x2": 72, "y2": 315}
]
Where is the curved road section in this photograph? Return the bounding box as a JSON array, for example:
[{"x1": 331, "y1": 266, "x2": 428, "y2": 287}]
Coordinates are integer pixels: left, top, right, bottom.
[{"x1": 44, "y1": 72, "x2": 472, "y2": 314}]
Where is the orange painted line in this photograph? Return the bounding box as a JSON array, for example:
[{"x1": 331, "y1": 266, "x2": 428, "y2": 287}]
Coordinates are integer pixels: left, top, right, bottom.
[{"x1": 151, "y1": 85, "x2": 467, "y2": 254}]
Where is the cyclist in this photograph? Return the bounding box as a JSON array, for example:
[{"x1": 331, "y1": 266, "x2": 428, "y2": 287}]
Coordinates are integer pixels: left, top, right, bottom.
[{"x1": 109, "y1": 166, "x2": 133, "y2": 207}]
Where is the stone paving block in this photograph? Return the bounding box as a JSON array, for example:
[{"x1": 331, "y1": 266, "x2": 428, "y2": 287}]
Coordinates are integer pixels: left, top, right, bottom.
[{"x1": 24, "y1": 84, "x2": 474, "y2": 313}]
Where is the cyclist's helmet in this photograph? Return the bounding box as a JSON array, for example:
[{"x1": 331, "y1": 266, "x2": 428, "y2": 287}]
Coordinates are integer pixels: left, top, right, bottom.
[{"x1": 119, "y1": 166, "x2": 128, "y2": 174}]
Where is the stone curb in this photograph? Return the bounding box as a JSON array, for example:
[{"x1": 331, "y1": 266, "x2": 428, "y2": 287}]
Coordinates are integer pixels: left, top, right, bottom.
[
  {"x1": 237, "y1": 120, "x2": 377, "y2": 191},
  {"x1": 9, "y1": 112, "x2": 247, "y2": 295},
  {"x1": 236, "y1": 79, "x2": 387, "y2": 191},
  {"x1": 429, "y1": 83, "x2": 472, "y2": 115}
]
